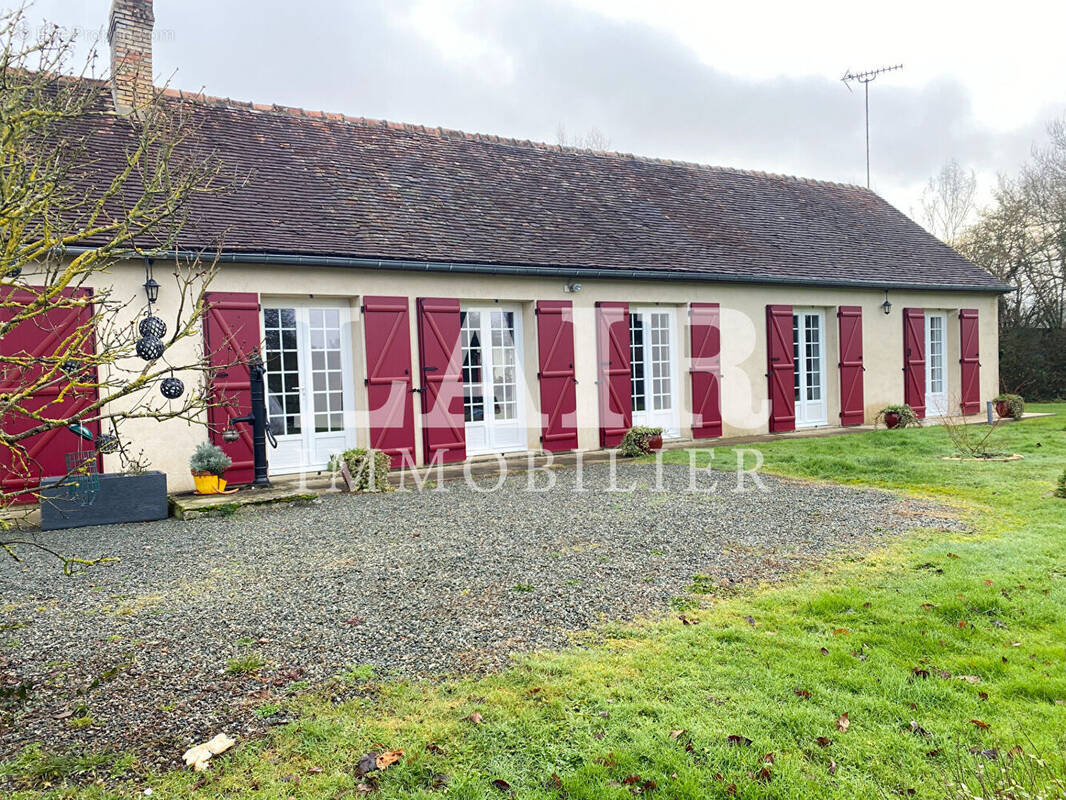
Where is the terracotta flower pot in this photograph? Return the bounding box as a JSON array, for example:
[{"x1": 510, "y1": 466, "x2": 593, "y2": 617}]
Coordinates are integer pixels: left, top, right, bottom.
[
  {"x1": 646, "y1": 435, "x2": 664, "y2": 452},
  {"x1": 995, "y1": 401, "x2": 1011, "y2": 419},
  {"x1": 884, "y1": 411, "x2": 902, "y2": 429},
  {"x1": 192, "y1": 472, "x2": 227, "y2": 494}
]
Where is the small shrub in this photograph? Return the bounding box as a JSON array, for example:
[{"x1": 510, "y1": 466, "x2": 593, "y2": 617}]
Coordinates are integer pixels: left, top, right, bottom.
[
  {"x1": 189, "y1": 443, "x2": 232, "y2": 475},
  {"x1": 943, "y1": 741, "x2": 1066, "y2": 800},
  {"x1": 994, "y1": 393, "x2": 1025, "y2": 420},
  {"x1": 618, "y1": 425, "x2": 664, "y2": 457},
  {"x1": 328, "y1": 448, "x2": 392, "y2": 492},
  {"x1": 225, "y1": 652, "x2": 266, "y2": 675},
  {"x1": 875, "y1": 404, "x2": 920, "y2": 429},
  {"x1": 1055, "y1": 470, "x2": 1066, "y2": 499}
]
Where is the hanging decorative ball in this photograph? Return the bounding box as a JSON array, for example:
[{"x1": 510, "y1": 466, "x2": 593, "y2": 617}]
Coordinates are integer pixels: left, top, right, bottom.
[
  {"x1": 222, "y1": 428, "x2": 240, "y2": 442},
  {"x1": 139, "y1": 314, "x2": 167, "y2": 339},
  {"x1": 160, "y1": 376, "x2": 185, "y2": 399},
  {"x1": 95, "y1": 433, "x2": 120, "y2": 454},
  {"x1": 135, "y1": 335, "x2": 164, "y2": 361},
  {"x1": 61, "y1": 359, "x2": 85, "y2": 377}
]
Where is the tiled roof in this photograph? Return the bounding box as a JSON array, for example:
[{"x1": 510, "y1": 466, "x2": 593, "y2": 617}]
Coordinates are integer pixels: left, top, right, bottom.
[{"x1": 80, "y1": 85, "x2": 1005, "y2": 291}]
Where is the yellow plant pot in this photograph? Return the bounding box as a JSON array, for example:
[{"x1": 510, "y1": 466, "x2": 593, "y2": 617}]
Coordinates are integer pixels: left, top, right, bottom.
[{"x1": 192, "y1": 473, "x2": 227, "y2": 494}]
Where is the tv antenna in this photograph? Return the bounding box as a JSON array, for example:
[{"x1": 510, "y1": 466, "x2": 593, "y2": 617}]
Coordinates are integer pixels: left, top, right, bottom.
[{"x1": 842, "y1": 64, "x2": 903, "y2": 189}]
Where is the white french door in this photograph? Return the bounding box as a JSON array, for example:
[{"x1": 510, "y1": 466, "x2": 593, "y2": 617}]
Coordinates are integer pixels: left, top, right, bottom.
[
  {"x1": 793, "y1": 309, "x2": 827, "y2": 427},
  {"x1": 629, "y1": 307, "x2": 681, "y2": 437},
  {"x1": 925, "y1": 311, "x2": 948, "y2": 417},
  {"x1": 460, "y1": 305, "x2": 527, "y2": 455},
  {"x1": 262, "y1": 303, "x2": 357, "y2": 474}
]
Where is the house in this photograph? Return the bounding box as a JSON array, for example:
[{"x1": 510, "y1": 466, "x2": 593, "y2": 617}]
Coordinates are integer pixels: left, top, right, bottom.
[{"x1": 3, "y1": 0, "x2": 1010, "y2": 494}]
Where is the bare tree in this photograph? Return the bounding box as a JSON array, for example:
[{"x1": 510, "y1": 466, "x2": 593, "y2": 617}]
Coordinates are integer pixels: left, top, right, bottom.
[
  {"x1": 555, "y1": 122, "x2": 612, "y2": 152},
  {"x1": 0, "y1": 6, "x2": 229, "y2": 568},
  {"x1": 918, "y1": 159, "x2": 978, "y2": 246}
]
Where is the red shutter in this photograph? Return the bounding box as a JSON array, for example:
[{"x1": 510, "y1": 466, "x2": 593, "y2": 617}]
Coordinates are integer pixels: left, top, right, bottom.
[
  {"x1": 837, "y1": 306, "x2": 865, "y2": 426},
  {"x1": 203, "y1": 291, "x2": 260, "y2": 485},
  {"x1": 766, "y1": 305, "x2": 795, "y2": 433},
  {"x1": 1, "y1": 286, "x2": 100, "y2": 503},
  {"x1": 363, "y1": 296, "x2": 416, "y2": 467},
  {"x1": 902, "y1": 307, "x2": 926, "y2": 419},
  {"x1": 689, "y1": 302, "x2": 722, "y2": 439},
  {"x1": 596, "y1": 302, "x2": 632, "y2": 448},
  {"x1": 416, "y1": 297, "x2": 465, "y2": 464},
  {"x1": 959, "y1": 309, "x2": 980, "y2": 415},
  {"x1": 536, "y1": 300, "x2": 578, "y2": 452}
]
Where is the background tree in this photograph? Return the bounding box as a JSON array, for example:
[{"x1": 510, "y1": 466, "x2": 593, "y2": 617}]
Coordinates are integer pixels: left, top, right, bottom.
[
  {"x1": 958, "y1": 119, "x2": 1066, "y2": 398},
  {"x1": 1, "y1": 5, "x2": 228, "y2": 566},
  {"x1": 555, "y1": 123, "x2": 612, "y2": 152},
  {"x1": 918, "y1": 158, "x2": 978, "y2": 247}
]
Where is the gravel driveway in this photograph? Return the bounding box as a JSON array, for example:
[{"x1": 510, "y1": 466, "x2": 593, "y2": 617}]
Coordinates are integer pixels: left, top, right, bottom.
[{"x1": 1, "y1": 463, "x2": 961, "y2": 767}]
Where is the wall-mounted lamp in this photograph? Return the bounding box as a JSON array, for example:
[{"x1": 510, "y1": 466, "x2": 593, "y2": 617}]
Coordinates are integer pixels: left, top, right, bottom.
[
  {"x1": 564, "y1": 281, "x2": 583, "y2": 293},
  {"x1": 881, "y1": 290, "x2": 892, "y2": 316},
  {"x1": 143, "y1": 258, "x2": 159, "y2": 304}
]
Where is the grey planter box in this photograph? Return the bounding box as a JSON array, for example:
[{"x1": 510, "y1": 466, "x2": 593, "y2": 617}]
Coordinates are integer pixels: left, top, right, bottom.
[{"x1": 40, "y1": 471, "x2": 168, "y2": 531}]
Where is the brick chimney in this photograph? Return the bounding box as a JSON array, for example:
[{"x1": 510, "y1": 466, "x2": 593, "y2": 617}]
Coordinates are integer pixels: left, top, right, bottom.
[{"x1": 108, "y1": 0, "x2": 155, "y2": 115}]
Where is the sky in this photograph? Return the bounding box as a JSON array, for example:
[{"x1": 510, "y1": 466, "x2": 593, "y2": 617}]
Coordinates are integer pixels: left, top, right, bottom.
[{"x1": 20, "y1": 0, "x2": 1066, "y2": 218}]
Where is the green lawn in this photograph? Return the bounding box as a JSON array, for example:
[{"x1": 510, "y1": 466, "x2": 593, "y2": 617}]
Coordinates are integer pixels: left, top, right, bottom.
[{"x1": 8, "y1": 406, "x2": 1066, "y2": 799}]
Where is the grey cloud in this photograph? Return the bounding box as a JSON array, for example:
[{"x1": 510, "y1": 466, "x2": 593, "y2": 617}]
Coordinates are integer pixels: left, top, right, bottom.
[{"x1": 26, "y1": 0, "x2": 1066, "y2": 206}]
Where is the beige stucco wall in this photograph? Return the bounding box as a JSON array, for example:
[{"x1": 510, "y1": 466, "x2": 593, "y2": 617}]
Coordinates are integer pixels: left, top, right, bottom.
[{"x1": 87, "y1": 260, "x2": 1000, "y2": 492}]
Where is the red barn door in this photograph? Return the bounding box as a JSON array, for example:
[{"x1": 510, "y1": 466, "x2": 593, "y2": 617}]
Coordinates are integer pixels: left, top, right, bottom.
[
  {"x1": 689, "y1": 302, "x2": 722, "y2": 439},
  {"x1": 536, "y1": 300, "x2": 578, "y2": 452},
  {"x1": 203, "y1": 292, "x2": 260, "y2": 485},
  {"x1": 959, "y1": 309, "x2": 980, "y2": 415},
  {"x1": 837, "y1": 306, "x2": 865, "y2": 426},
  {"x1": 363, "y1": 296, "x2": 416, "y2": 467},
  {"x1": 766, "y1": 305, "x2": 795, "y2": 433},
  {"x1": 0, "y1": 286, "x2": 100, "y2": 503},
  {"x1": 596, "y1": 302, "x2": 632, "y2": 448},
  {"x1": 416, "y1": 297, "x2": 465, "y2": 464},
  {"x1": 902, "y1": 308, "x2": 926, "y2": 419}
]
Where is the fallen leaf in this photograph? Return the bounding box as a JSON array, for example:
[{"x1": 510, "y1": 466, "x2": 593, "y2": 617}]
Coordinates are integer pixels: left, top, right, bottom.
[
  {"x1": 947, "y1": 552, "x2": 959, "y2": 558},
  {"x1": 834, "y1": 628, "x2": 850, "y2": 636},
  {"x1": 745, "y1": 615, "x2": 756, "y2": 626},
  {"x1": 468, "y1": 712, "x2": 484, "y2": 725},
  {"x1": 828, "y1": 760, "x2": 838, "y2": 775},
  {"x1": 546, "y1": 773, "x2": 563, "y2": 790},
  {"x1": 913, "y1": 667, "x2": 930, "y2": 679},
  {"x1": 970, "y1": 719, "x2": 990, "y2": 729},
  {"x1": 984, "y1": 579, "x2": 993, "y2": 586},
  {"x1": 425, "y1": 743, "x2": 446, "y2": 755},
  {"x1": 925, "y1": 749, "x2": 941, "y2": 758},
  {"x1": 909, "y1": 721, "x2": 932, "y2": 738},
  {"x1": 836, "y1": 713, "x2": 850, "y2": 732},
  {"x1": 794, "y1": 689, "x2": 811, "y2": 699},
  {"x1": 820, "y1": 647, "x2": 830, "y2": 656},
  {"x1": 726, "y1": 783, "x2": 738, "y2": 796},
  {"x1": 978, "y1": 691, "x2": 989, "y2": 701},
  {"x1": 491, "y1": 778, "x2": 512, "y2": 792},
  {"x1": 307, "y1": 766, "x2": 323, "y2": 774},
  {"x1": 357, "y1": 753, "x2": 379, "y2": 776},
  {"x1": 727, "y1": 734, "x2": 753, "y2": 747},
  {"x1": 755, "y1": 766, "x2": 772, "y2": 782},
  {"x1": 763, "y1": 753, "x2": 775, "y2": 764},
  {"x1": 376, "y1": 750, "x2": 403, "y2": 770},
  {"x1": 816, "y1": 737, "x2": 832, "y2": 748},
  {"x1": 678, "y1": 615, "x2": 700, "y2": 625},
  {"x1": 669, "y1": 729, "x2": 685, "y2": 740},
  {"x1": 957, "y1": 675, "x2": 981, "y2": 684},
  {"x1": 921, "y1": 603, "x2": 935, "y2": 611},
  {"x1": 182, "y1": 733, "x2": 236, "y2": 772},
  {"x1": 938, "y1": 670, "x2": 952, "y2": 680},
  {"x1": 429, "y1": 773, "x2": 450, "y2": 790},
  {"x1": 622, "y1": 775, "x2": 642, "y2": 785},
  {"x1": 1009, "y1": 745, "x2": 1025, "y2": 758}
]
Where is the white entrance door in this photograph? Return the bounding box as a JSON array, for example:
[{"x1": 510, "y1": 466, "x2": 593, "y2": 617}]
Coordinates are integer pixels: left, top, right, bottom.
[
  {"x1": 629, "y1": 307, "x2": 681, "y2": 437},
  {"x1": 262, "y1": 303, "x2": 357, "y2": 474},
  {"x1": 460, "y1": 305, "x2": 527, "y2": 455},
  {"x1": 925, "y1": 311, "x2": 948, "y2": 417},
  {"x1": 793, "y1": 309, "x2": 828, "y2": 427}
]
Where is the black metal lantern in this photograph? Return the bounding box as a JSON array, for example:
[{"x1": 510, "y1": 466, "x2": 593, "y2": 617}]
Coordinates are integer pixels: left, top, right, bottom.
[
  {"x1": 139, "y1": 314, "x2": 167, "y2": 339},
  {"x1": 160, "y1": 376, "x2": 184, "y2": 399},
  {"x1": 135, "y1": 335, "x2": 164, "y2": 361},
  {"x1": 881, "y1": 290, "x2": 892, "y2": 316},
  {"x1": 143, "y1": 277, "x2": 160, "y2": 304}
]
